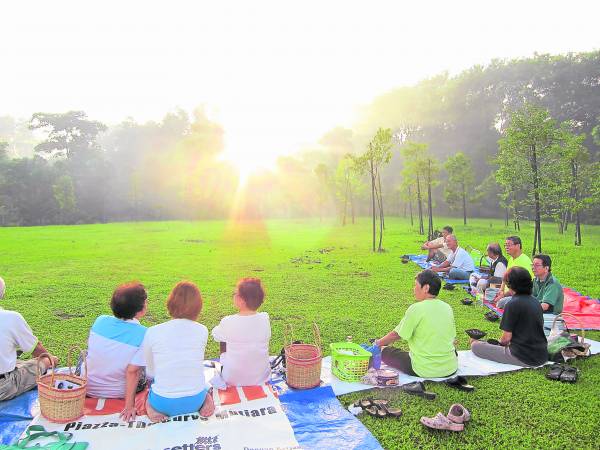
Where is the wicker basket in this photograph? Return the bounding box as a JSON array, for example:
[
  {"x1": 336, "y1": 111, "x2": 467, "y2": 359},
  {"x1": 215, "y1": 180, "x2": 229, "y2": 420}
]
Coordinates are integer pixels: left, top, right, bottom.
[
  {"x1": 37, "y1": 348, "x2": 87, "y2": 423},
  {"x1": 284, "y1": 323, "x2": 322, "y2": 389}
]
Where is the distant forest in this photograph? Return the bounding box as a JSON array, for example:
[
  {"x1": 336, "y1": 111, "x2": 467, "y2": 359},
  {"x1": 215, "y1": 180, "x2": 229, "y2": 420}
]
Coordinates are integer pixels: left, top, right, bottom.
[{"x1": 1, "y1": 51, "x2": 599, "y2": 226}]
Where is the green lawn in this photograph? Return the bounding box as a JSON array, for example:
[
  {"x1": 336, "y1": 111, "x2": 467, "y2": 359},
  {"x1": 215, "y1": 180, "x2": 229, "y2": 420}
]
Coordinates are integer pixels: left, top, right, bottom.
[{"x1": 1, "y1": 217, "x2": 598, "y2": 449}]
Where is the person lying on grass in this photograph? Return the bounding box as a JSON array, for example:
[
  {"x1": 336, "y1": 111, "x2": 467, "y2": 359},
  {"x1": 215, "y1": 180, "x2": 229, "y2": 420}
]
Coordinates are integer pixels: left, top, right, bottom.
[
  {"x1": 86, "y1": 282, "x2": 148, "y2": 403},
  {"x1": 0, "y1": 277, "x2": 59, "y2": 402},
  {"x1": 369, "y1": 269, "x2": 458, "y2": 378},
  {"x1": 211, "y1": 277, "x2": 271, "y2": 386},
  {"x1": 120, "y1": 281, "x2": 214, "y2": 423},
  {"x1": 471, "y1": 267, "x2": 548, "y2": 367}
]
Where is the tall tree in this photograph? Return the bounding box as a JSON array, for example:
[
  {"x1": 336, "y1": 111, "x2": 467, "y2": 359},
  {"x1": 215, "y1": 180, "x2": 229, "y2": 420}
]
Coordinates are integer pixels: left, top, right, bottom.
[
  {"x1": 400, "y1": 142, "x2": 429, "y2": 235},
  {"x1": 496, "y1": 104, "x2": 563, "y2": 254},
  {"x1": 357, "y1": 128, "x2": 393, "y2": 252},
  {"x1": 314, "y1": 163, "x2": 331, "y2": 222},
  {"x1": 444, "y1": 152, "x2": 477, "y2": 225}
]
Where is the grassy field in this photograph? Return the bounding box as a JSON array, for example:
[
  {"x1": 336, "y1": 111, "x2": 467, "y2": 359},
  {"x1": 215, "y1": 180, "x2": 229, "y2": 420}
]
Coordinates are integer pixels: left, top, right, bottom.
[{"x1": 1, "y1": 217, "x2": 599, "y2": 449}]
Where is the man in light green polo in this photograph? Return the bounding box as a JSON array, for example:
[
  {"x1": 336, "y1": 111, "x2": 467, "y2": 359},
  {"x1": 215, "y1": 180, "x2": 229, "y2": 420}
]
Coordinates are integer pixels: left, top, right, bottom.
[
  {"x1": 495, "y1": 236, "x2": 533, "y2": 308},
  {"x1": 371, "y1": 269, "x2": 458, "y2": 378}
]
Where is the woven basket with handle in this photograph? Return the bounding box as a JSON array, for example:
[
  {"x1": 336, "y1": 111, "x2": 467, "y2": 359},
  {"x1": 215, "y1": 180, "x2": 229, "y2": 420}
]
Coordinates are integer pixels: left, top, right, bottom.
[
  {"x1": 36, "y1": 347, "x2": 87, "y2": 423},
  {"x1": 284, "y1": 323, "x2": 322, "y2": 389}
]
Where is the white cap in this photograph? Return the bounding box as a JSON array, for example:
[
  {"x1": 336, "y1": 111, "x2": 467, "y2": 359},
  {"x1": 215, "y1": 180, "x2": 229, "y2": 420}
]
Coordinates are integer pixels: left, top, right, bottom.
[{"x1": 0, "y1": 277, "x2": 5, "y2": 299}]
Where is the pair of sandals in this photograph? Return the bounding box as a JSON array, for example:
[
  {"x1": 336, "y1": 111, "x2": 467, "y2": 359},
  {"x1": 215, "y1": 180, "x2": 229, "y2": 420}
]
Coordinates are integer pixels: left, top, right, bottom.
[
  {"x1": 354, "y1": 398, "x2": 402, "y2": 418},
  {"x1": 420, "y1": 403, "x2": 471, "y2": 432},
  {"x1": 546, "y1": 364, "x2": 578, "y2": 383}
]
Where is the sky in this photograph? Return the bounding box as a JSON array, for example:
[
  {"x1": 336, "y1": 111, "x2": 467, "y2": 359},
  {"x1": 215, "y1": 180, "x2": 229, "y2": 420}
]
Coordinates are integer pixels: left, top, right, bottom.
[{"x1": 1, "y1": 1, "x2": 599, "y2": 173}]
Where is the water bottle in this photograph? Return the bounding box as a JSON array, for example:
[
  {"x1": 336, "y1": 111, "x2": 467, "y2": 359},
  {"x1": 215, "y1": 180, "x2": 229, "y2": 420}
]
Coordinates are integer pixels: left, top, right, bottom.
[
  {"x1": 372, "y1": 351, "x2": 382, "y2": 370},
  {"x1": 476, "y1": 291, "x2": 484, "y2": 307}
]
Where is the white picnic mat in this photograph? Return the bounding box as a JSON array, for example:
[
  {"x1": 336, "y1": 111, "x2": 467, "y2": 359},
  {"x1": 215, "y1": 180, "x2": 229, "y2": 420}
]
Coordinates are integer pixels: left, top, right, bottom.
[{"x1": 322, "y1": 338, "x2": 600, "y2": 396}]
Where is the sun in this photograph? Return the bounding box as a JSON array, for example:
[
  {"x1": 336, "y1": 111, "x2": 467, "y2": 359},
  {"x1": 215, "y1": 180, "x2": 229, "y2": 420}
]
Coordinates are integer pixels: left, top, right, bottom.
[{"x1": 223, "y1": 148, "x2": 277, "y2": 186}]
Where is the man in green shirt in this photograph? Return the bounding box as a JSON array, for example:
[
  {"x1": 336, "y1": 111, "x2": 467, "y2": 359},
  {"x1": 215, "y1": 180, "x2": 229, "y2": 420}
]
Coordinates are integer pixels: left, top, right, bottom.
[
  {"x1": 532, "y1": 254, "x2": 564, "y2": 314},
  {"x1": 495, "y1": 236, "x2": 533, "y2": 308},
  {"x1": 373, "y1": 269, "x2": 458, "y2": 378}
]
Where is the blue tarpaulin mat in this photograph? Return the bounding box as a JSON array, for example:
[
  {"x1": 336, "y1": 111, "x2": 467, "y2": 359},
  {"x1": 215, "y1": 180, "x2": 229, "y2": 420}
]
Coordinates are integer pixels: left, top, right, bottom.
[
  {"x1": 279, "y1": 385, "x2": 383, "y2": 450},
  {"x1": 0, "y1": 389, "x2": 37, "y2": 445},
  {"x1": 407, "y1": 254, "x2": 470, "y2": 284}
]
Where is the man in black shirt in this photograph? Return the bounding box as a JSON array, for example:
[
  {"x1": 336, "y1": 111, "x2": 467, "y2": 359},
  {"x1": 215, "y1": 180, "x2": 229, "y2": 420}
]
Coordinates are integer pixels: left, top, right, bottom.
[{"x1": 471, "y1": 267, "x2": 547, "y2": 367}]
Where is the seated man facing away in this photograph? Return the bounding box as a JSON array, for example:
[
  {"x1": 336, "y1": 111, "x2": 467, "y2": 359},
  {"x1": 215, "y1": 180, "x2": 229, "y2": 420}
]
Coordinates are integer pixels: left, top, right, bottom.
[
  {"x1": 86, "y1": 282, "x2": 148, "y2": 400},
  {"x1": 531, "y1": 254, "x2": 563, "y2": 314},
  {"x1": 421, "y1": 226, "x2": 453, "y2": 263},
  {"x1": 471, "y1": 267, "x2": 547, "y2": 367},
  {"x1": 430, "y1": 235, "x2": 475, "y2": 280},
  {"x1": 469, "y1": 243, "x2": 508, "y2": 294},
  {"x1": 371, "y1": 269, "x2": 458, "y2": 378},
  {"x1": 0, "y1": 279, "x2": 59, "y2": 401},
  {"x1": 495, "y1": 236, "x2": 533, "y2": 308}
]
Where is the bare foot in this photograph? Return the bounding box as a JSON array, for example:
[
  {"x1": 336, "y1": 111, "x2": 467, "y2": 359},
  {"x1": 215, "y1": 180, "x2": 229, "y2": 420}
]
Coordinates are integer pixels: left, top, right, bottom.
[
  {"x1": 145, "y1": 398, "x2": 167, "y2": 423},
  {"x1": 199, "y1": 391, "x2": 215, "y2": 417}
]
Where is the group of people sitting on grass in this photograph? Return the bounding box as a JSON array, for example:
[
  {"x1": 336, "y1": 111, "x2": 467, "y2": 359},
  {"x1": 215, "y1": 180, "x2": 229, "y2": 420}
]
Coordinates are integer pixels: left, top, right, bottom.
[
  {"x1": 0, "y1": 231, "x2": 562, "y2": 422},
  {"x1": 368, "y1": 265, "x2": 549, "y2": 379},
  {"x1": 422, "y1": 229, "x2": 564, "y2": 314},
  {"x1": 0, "y1": 277, "x2": 271, "y2": 423}
]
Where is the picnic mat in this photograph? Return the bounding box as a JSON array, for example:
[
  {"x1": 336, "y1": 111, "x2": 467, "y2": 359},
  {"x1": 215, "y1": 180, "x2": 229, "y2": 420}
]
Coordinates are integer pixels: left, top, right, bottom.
[
  {"x1": 280, "y1": 386, "x2": 382, "y2": 450},
  {"x1": 314, "y1": 340, "x2": 600, "y2": 396},
  {"x1": 1, "y1": 367, "x2": 381, "y2": 449}
]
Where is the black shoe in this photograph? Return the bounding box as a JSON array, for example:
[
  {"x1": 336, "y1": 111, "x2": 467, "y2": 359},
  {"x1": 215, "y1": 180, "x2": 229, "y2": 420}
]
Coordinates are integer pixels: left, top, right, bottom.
[
  {"x1": 445, "y1": 376, "x2": 475, "y2": 392},
  {"x1": 400, "y1": 381, "x2": 436, "y2": 400}
]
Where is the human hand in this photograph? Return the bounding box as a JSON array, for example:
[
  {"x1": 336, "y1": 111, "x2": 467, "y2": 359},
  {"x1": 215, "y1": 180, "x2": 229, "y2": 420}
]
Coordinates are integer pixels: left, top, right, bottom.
[{"x1": 120, "y1": 405, "x2": 137, "y2": 422}]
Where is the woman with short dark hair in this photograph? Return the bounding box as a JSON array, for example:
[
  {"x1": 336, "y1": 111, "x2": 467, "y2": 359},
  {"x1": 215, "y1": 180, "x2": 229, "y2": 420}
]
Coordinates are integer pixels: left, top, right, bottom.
[{"x1": 470, "y1": 267, "x2": 547, "y2": 367}]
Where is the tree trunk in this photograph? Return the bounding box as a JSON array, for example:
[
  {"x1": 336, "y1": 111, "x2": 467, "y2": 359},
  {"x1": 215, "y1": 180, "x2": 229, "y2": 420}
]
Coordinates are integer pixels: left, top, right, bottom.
[
  {"x1": 573, "y1": 162, "x2": 582, "y2": 246},
  {"x1": 342, "y1": 175, "x2": 349, "y2": 226},
  {"x1": 377, "y1": 172, "x2": 385, "y2": 230},
  {"x1": 370, "y1": 159, "x2": 376, "y2": 252},
  {"x1": 462, "y1": 182, "x2": 467, "y2": 225},
  {"x1": 408, "y1": 185, "x2": 414, "y2": 227},
  {"x1": 530, "y1": 144, "x2": 542, "y2": 255},
  {"x1": 350, "y1": 185, "x2": 355, "y2": 224},
  {"x1": 416, "y1": 174, "x2": 424, "y2": 235},
  {"x1": 505, "y1": 207, "x2": 509, "y2": 227},
  {"x1": 426, "y1": 159, "x2": 434, "y2": 240}
]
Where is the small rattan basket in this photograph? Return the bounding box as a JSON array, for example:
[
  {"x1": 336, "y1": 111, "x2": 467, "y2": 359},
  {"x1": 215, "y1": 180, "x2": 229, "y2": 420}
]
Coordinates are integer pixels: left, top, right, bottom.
[
  {"x1": 284, "y1": 323, "x2": 322, "y2": 389},
  {"x1": 36, "y1": 347, "x2": 87, "y2": 423}
]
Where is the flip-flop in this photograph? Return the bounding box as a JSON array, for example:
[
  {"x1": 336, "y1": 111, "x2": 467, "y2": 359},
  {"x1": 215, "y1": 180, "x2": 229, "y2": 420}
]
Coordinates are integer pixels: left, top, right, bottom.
[
  {"x1": 365, "y1": 403, "x2": 402, "y2": 418},
  {"x1": 465, "y1": 329, "x2": 487, "y2": 340},
  {"x1": 355, "y1": 398, "x2": 374, "y2": 409},
  {"x1": 445, "y1": 376, "x2": 475, "y2": 392},
  {"x1": 365, "y1": 405, "x2": 387, "y2": 418},
  {"x1": 546, "y1": 364, "x2": 564, "y2": 381},
  {"x1": 443, "y1": 284, "x2": 456, "y2": 291},
  {"x1": 559, "y1": 366, "x2": 578, "y2": 383},
  {"x1": 461, "y1": 298, "x2": 473, "y2": 305},
  {"x1": 486, "y1": 338, "x2": 501, "y2": 346},
  {"x1": 484, "y1": 311, "x2": 500, "y2": 322},
  {"x1": 400, "y1": 381, "x2": 437, "y2": 400}
]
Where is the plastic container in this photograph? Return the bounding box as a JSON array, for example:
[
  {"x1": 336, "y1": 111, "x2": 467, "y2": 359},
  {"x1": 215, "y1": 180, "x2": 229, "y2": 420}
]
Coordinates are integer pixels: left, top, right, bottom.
[{"x1": 330, "y1": 342, "x2": 371, "y2": 382}]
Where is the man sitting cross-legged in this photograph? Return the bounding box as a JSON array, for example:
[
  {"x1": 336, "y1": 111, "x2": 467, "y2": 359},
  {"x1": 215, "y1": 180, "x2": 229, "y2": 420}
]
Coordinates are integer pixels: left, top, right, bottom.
[
  {"x1": 0, "y1": 279, "x2": 59, "y2": 401},
  {"x1": 430, "y1": 235, "x2": 475, "y2": 280},
  {"x1": 369, "y1": 269, "x2": 458, "y2": 378}
]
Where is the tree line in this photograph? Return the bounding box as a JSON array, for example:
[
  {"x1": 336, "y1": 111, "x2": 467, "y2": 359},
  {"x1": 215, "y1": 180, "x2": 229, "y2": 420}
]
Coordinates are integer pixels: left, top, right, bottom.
[{"x1": 0, "y1": 51, "x2": 599, "y2": 249}]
